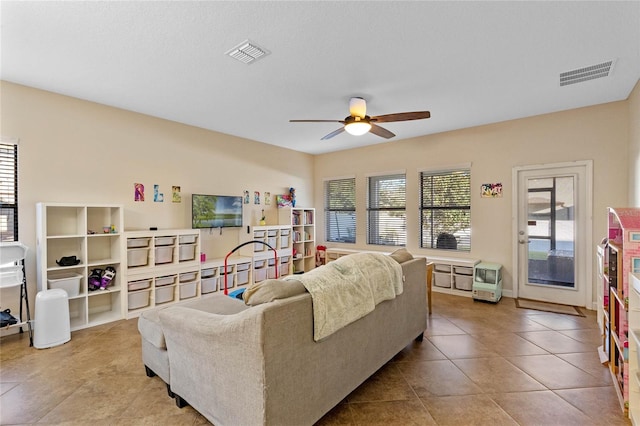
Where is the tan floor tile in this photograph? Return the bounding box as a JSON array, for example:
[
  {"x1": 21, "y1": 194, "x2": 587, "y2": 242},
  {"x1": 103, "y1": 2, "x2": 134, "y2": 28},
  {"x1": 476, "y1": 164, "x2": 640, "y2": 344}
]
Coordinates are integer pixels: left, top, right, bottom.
[
  {"x1": 527, "y1": 312, "x2": 597, "y2": 330},
  {"x1": 0, "y1": 381, "x2": 19, "y2": 396},
  {"x1": 111, "y1": 413, "x2": 205, "y2": 425},
  {"x1": 424, "y1": 317, "x2": 467, "y2": 336},
  {"x1": 421, "y1": 394, "x2": 518, "y2": 426},
  {"x1": 119, "y1": 375, "x2": 190, "y2": 419},
  {"x1": 0, "y1": 293, "x2": 624, "y2": 425},
  {"x1": 469, "y1": 331, "x2": 549, "y2": 356},
  {"x1": 555, "y1": 351, "x2": 612, "y2": 382},
  {"x1": 37, "y1": 375, "x2": 148, "y2": 423},
  {"x1": 517, "y1": 330, "x2": 596, "y2": 353},
  {"x1": 491, "y1": 390, "x2": 599, "y2": 425},
  {"x1": 315, "y1": 401, "x2": 354, "y2": 425},
  {"x1": 348, "y1": 398, "x2": 437, "y2": 425},
  {"x1": 485, "y1": 316, "x2": 554, "y2": 333},
  {"x1": 559, "y1": 328, "x2": 605, "y2": 346},
  {"x1": 392, "y1": 339, "x2": 447, "y2": 363},
  {"x1": 554, "y1": 386, "x2": 630, "y2": 425},
  {"x1": 452, "y1": 357, "x2": 546, "y2": 393},
  {"x1": 398, "y1": 359, "x2": 483, "y2": 397},
  {"x1": 428, "y1": 334, "x2": 500, "y2": 359},
  {"x1": 505, "y1": 354, "x2": 612, "y2": 389},
  {"x1": 0, "y1": 376, "x2": 85, "y2": 424},
  {"x1": 347, "y1": 364, "x2": 415, "y2": 403}
]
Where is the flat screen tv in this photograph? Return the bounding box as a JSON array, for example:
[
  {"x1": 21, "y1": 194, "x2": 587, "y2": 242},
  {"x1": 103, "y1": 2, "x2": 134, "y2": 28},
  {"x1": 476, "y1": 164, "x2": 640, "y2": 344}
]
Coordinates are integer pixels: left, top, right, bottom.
[{"x1": 192, "y1": 194, "x2": 243, "y2": 229}]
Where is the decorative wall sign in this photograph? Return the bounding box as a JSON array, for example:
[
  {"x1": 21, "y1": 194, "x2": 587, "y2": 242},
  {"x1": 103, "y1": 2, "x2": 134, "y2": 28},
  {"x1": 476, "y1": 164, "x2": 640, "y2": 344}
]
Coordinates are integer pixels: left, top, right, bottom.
[
  {"x1": 134, "y1": 183, "x2": 145, "y2": 202},
  {"x1": 154, "y1": 184, "x2": 164, "y2": 202},
  {"x1": 244, "y1": 190, "x2": 250, "y2": 204},
  {"x1": 254, "y1": 191, "x2": 260, "y2": 204},
  {"x1": 172, "y1": 186, "x2": 181, "y2": 203},
  {"x1": 265, "y1": 192, "x2": 271, "y2": 205},
  {"x1": 481, "y1": 183, "x2": 503, "y2": 198},
  {"x1": 276, "y1": 194, "x2": 292, "y2": 208}
]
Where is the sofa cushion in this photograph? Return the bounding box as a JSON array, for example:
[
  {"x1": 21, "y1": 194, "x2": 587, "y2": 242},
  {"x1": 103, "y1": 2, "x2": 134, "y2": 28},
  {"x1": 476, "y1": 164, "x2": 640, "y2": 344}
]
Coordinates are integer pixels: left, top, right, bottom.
[
  {"x1": 389, "y1": 248, "x2": 414, "y2": 263},
  {"x1": 243, "y1": 278, "x2": 307, "y2": 306},
  {"x1": 138, "y1": 293, "x2": 249, "y2": 349}
]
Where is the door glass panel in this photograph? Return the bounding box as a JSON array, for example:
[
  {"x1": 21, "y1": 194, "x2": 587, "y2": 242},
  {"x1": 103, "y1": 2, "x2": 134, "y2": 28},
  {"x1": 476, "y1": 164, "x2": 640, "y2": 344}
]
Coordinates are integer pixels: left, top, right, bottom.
[{"x1": 526, "y1": 176, "x2": 575, "y2": 288}]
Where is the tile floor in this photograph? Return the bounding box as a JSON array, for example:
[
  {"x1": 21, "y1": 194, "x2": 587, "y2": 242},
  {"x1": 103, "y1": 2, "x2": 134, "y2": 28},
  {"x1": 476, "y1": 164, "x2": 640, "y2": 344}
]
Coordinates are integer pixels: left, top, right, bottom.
[{"x1": 0, "y1": 292, "x2": 632, "y2": 425}]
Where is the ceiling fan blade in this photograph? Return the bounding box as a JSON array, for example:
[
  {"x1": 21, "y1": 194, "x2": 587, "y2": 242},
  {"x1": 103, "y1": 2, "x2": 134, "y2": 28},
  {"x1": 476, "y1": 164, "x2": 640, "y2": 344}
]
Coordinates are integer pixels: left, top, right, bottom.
[
  {"x1": 289, "y1": 119, "x2": 342, "y2": 123},
  {"x1": 369, "y1": 123, "x2": 395, "y2": 139},
  {"x1": 371, "y1": 111, "x2": 431, "y2": 123},
  {"x1": 321, "y1": 127, "x2": 346, "y2": 140}
]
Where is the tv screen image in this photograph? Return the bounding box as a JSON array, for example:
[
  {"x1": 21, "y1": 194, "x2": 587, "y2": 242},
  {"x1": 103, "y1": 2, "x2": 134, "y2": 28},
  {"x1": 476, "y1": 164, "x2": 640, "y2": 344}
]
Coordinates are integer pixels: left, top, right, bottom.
[{"x1": 192, "y1": 194, "x2": 243, "y2": 229}]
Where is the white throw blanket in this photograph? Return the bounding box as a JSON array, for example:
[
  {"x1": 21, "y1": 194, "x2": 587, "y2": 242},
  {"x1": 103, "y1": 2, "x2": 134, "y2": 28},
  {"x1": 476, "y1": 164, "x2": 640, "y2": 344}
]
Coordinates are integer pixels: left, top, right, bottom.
[{"x1": 287, "y1": 252, "x2": 404, "y2": 341}]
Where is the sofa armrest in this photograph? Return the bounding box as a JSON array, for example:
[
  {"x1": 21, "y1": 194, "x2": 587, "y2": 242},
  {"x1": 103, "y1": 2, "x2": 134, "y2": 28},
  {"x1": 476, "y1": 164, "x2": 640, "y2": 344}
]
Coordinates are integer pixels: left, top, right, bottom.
[{"x1": 158, "y1": 305, "x2": 268, "y2": 426}]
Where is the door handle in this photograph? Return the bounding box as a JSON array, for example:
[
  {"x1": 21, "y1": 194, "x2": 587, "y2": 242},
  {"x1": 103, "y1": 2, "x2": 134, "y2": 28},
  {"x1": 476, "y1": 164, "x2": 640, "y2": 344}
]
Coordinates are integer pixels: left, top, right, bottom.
[{"x1": 518, "y1": 239, "x2": 530, "y2": 244}]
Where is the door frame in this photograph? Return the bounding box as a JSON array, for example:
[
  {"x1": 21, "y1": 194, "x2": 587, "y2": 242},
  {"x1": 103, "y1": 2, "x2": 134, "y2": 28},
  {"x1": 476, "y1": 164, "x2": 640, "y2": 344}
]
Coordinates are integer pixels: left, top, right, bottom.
[{"x1": 511, "y1": 160, "x2": 593, "y2": 307}]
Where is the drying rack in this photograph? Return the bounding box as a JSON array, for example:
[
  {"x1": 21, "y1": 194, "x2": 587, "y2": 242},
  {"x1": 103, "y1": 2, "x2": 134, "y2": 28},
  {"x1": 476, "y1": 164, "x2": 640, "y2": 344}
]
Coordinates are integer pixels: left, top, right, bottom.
[{"x1": 0, "y1": 242, "x2": 33, "y2": 346}]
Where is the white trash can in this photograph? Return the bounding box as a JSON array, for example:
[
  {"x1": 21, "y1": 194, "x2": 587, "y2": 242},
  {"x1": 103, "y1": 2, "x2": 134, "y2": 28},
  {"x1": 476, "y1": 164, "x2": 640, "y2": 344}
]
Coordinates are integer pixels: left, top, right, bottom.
[{"x1": 34, "y1": 289, "x2": 71, "y2": 349}]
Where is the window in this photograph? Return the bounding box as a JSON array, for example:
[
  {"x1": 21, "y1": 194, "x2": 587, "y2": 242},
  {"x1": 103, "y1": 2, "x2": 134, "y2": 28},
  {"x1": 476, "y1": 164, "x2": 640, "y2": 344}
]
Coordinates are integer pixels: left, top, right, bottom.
[
  {"x1": 420, "y1": 168, "x2": 471, "y2": 251},
  {"x1": 367, "y1": 173, "x2": 406, "y2": 246},
  {"x1": 325, "y1": 178, "x2": 356, "y2": 243},
  {"x1": 0, "y1": 142, "x2": 18, "y2": 242}
]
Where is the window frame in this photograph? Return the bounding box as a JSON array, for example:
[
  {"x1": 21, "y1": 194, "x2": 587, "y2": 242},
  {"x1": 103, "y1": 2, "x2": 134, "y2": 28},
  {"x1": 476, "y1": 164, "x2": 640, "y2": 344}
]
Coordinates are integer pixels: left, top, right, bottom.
[
  {"x1": 419, "y1": 166, "x2": 471, "y2": 251},
  {"x1": 324, "y1": 177, "x2": 356, "y2": 244},
  {"x1": 366, "y1": 172, "x2": 406, "y2": 247}
]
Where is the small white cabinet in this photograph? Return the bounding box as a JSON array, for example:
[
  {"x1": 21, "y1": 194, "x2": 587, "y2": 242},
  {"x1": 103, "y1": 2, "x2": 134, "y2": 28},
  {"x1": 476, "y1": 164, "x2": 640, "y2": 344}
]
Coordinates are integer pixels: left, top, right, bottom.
[
  {"x1": 427, "y1": 256, "x2": 480, "y2": 297},
  {"x1": 36, "y1": 203, "x2": 124, "y2": 330}
]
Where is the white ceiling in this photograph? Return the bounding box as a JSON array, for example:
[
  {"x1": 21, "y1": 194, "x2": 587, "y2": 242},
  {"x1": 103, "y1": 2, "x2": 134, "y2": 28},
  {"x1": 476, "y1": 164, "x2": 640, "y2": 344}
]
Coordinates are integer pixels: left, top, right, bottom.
[{"x1": 2, "y1": 1, "x2": 639, "y2": 155}]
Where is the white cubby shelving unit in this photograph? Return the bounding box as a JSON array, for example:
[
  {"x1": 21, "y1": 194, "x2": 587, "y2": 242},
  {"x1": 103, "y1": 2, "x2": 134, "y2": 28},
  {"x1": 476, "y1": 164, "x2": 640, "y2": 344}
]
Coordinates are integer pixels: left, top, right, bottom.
[
  {"x1": 123, "y1": 229, "x2": 201, "y2": 318},
  {"x1": 239, "y1": 224, "x2": 293, "y2": 281},
  {"x1": 199, "y1": 256, "x2": 253, "y2": 296},
  {"x1": 278, "y1": 207, "x2": 315, "y2": 273},
  {"x1": 426, "y1": 255, "x2": 480, "y2": 297},
  {"x1": 37, "y1": 205, "x2": 311, "y2": 328},
  {"x1": 36, "y1": 203, "x2": 124, "y2": 330}
]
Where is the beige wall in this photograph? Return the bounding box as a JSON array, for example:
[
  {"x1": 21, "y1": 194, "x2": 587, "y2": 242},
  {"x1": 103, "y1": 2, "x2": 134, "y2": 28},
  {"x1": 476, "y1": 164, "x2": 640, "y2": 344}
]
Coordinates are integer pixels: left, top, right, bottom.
[
  {"x1": 1, "y1": 79, "x2": 637, "y2": 329},
  {"x1": 313, "y1": 100, "x2": 631, "y2": 300},
  {"x1": 1, "y1": 82, "x2": 314, "y2": 324},
  {"x1": 629, "y1": 79, "x2": 640, "y2": 207}
]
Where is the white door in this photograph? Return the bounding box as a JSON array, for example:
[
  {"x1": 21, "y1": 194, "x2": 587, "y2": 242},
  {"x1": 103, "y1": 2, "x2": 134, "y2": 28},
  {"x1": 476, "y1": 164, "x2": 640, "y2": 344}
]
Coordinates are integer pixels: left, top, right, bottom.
[{"x1": 513, "y1": 161, "x2": 592, "y2": 307}]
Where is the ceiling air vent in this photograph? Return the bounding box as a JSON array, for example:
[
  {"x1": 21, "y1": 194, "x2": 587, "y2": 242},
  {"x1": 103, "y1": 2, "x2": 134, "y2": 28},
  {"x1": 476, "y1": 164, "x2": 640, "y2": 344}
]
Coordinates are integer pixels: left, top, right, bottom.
[
  {"x1": 226, "y1": 40, "x2": 269, "y2": 64},
  {"x1": 560, "y1": 60, "x2": 615, "y2": 86}
]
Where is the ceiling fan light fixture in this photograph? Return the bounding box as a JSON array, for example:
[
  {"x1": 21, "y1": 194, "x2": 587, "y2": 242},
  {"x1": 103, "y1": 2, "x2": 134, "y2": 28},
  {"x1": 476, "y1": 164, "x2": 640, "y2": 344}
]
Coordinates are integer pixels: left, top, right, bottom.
[
  {"x1": 349, "y1": 97, "x2": 367, "y2": 118},
  {"x1": 345, "y1": 121, "x2": 372, "y2": 136}
]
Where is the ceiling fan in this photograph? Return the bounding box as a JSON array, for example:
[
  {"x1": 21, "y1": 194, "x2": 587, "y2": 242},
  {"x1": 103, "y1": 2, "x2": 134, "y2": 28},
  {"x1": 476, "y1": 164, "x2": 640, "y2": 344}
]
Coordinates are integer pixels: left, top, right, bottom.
[{"x1": 290, "y1": 97, "x2": 430, "y2": 140}]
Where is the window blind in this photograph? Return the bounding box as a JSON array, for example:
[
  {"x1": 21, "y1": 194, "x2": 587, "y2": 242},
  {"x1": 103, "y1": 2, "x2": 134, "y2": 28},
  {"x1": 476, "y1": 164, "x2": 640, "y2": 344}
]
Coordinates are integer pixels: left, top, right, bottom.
[
  {"x1": 0, "y1": 143, "x2": 18, "y2": 241},
  {"x1": 324, "y1": 178, "x2": 356, "y2": 243},
  {"x1": 367, "y1": 173, "x2": 406, "y2": 246},
  {"x1": 420, "y1": 169, "x2": 471, "y2": 251}
]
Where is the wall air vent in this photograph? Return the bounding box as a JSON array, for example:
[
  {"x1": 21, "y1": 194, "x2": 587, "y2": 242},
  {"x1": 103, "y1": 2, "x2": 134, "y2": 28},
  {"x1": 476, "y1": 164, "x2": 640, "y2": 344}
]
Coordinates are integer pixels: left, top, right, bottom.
[
  {"x1": 225, "y1": 40, "x2": 269, "y2": 64},
  {"x1": 560, "y1": 60, "x2": 615, "y2": 86}
]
